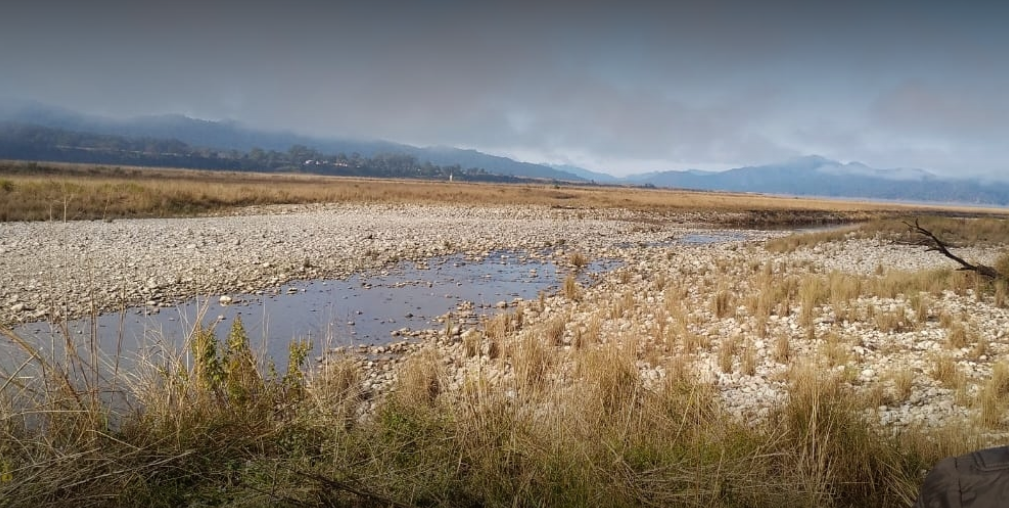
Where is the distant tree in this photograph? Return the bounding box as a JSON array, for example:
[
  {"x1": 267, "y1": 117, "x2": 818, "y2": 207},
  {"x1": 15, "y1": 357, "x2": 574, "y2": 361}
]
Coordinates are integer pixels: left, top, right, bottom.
[{"x1": 288, "y1": 144, "x2": 320, "y2": 164}]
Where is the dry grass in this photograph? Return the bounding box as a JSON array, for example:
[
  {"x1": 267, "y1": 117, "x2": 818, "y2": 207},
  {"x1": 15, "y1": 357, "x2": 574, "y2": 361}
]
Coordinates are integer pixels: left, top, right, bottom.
[
  {"x1": 3, "y1": 160, "x2": 1002, "y2": 224},
  {"x1": 773, "y1": 333, "x2": 792, "y2": 363},
  {"x1": 968, "y1": 336, "x2": 990, "y2": 362},
  {"x1": 0, "y1": 285, "x2": 986, "y2": 508},
  {"x1": 718, "y1": 334, "x2": 739, "y2": 374},
  {"x1": 711, "y1": 286, "x2": 735, "y2": 319},
  {"x1": 511, "y1": 334, "x2": 555, "y2": 393},
  {"x1": 310, "y1": 354, "x2": 366, "y2": 423},
  {"x1": 889, "y1": 368, "x2": 916, "y2": 403},
  {"x1": 483, "y1": 312, "x2": 514, "y2": 342},
  {"x1": 6, "y1": 162, "x2": 1009, "y2": 505},
  {"x1": 392, "y1": 347, "x2": 444, "y2": 407},
  {"x1": 874, "y1": 305, "x2": 908, "y2": 333},
  {"x1": 608, "y1": 290, "x2": 635, "y2": 319},
  {"x1": 909, "y1": 292, "x2": 931, "y2": 326},
  {"x1": 798, "y1": 275, "x2": 826, "y2": 328},
  {"x1": 930, "y1": 353, "x2": 964, "y2": 389},
  {"x1": 766, "y1": 215, "x2": 1009, "y2": 253},
  {"x1": 978, "y1": 362, "x2": 1009, "y2": 427},
  {"x1": 746, "y1": 264, "x2": 798, "y2": 337},
  {"x1": 577, "y1": 341, "x2": 640, "y2": 416},
  {"x1": 772, "y1": 360, "x2": 937, "y2": 507},
  {"x1": 544, "y1": 315, "x2": 568, "y2": 346},
  {"x1": 563, "y1": 274, "x2": 580, "y2": 301},
  {"x1": 740, "y1": 339, "x2": 757, "y2": 376},
  {"x1": 581, "y1": 313, "x2": 603, "y2": 349},
  {"x1": 820, "y1": 331, "x2": 851, "y2": 368},
  {"x1": 946, "y1": 321, "x2": 971, "y2": 350},
  {"x1": 765, "y1": 226, "x2": 858, "y2": 253},
  {"x1": 568, "y1": 251, "x2": 590, "y2": 270},
  {"x1": 996, "y1": 280, "x2": 1008, "y2": 308},
  {"x1": 462, "y1": 329, "x2": 482, "y2": 358}
]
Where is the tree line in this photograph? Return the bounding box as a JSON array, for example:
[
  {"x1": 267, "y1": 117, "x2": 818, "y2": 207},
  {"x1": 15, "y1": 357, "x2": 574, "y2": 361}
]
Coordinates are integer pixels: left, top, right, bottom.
[{"x1": 0, "y1": 122, "x2": 528, "y2": 183}]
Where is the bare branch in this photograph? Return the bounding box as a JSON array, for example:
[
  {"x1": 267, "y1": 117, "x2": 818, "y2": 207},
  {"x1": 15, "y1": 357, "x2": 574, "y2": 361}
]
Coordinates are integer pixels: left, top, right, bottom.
[{"x1": 902, "y1": 219, "x2": 1004, "y2": 280}]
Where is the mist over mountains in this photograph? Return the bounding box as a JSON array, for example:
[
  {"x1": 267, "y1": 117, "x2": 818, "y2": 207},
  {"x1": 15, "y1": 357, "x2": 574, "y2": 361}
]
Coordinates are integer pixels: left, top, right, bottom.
[
  {"x1": 628, "y1": 156, "x2": 1009, "y2": 205},
  {"x1": 0, "y1": 100, "x2": 581, "y2": 181},
  {"x1": 1, "y1": 101, "x2": 1007, "y2": 206}
]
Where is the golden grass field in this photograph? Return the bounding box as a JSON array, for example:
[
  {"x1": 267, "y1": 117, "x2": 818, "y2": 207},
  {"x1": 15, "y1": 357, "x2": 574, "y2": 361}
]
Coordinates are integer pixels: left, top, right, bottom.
[
  {"x1": 2, "y1": 159, "x2": 1009, "y2": 507},
  {"x1": 2, "y1": 160, "x2": 1006, "y2": 225}
]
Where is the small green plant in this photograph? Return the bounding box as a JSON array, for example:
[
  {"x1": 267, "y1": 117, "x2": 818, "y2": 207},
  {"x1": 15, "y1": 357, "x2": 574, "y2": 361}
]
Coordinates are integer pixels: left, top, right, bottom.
[
  {"x1": 224, "y1": 316, "x2": 262, "y2": 406},
  {"x1": 191, "y1": 324, "x2": 224, "y2": 395}
]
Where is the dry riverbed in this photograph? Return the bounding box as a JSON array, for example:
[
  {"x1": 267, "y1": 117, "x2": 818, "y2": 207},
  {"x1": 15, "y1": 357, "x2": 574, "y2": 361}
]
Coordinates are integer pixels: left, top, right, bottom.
[
  {"x1": 0, "y1": 203, "x2": 733, "y2": 325},
  {"x1": 2, "y1": 202, "x2": 1006, "y2": 434}
]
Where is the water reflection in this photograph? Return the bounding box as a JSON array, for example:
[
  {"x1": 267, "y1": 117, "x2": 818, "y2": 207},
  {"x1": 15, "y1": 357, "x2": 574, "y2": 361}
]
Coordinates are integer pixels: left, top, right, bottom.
[{"x1": 13, "y1": 251, "x2": 615, "y2": 364}]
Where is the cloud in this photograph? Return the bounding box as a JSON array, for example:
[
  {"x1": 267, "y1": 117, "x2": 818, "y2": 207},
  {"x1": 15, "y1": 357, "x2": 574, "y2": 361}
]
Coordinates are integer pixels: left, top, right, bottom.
[
  {"x1": 2, "y1": 1, "x2": 1009, "y2": 178},
  {"x1": 871, "y1": 82, "x2": 1009, "y2": 141}
]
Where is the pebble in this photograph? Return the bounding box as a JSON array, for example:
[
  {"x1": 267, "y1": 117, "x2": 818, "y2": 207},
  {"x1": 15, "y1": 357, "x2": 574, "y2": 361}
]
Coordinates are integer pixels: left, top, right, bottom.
[{"x1": 4, "y1": 202, "x2": 1005, "y2": 434}]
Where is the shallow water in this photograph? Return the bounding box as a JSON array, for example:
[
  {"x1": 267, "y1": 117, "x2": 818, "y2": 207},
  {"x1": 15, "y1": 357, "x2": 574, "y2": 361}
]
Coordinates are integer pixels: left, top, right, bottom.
[
  {"x1": 12, "y1": 251, "x2": 614, "y2": 365},
  {"x1": 615, "y1": 232, "x2": 746, "y2": 248},
  {"x1": 9, "y1": 229, "x2": 757, "y2": 367}
]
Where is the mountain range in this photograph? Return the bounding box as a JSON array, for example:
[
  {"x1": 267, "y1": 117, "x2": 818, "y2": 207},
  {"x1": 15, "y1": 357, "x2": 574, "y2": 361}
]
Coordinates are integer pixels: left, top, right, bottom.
[
  {"x1": 1, "y1": 100, "x2": 1007, "y2": 206},
  {"x1": 0, "y1": 100, "x2": 583, "y2": 182}
]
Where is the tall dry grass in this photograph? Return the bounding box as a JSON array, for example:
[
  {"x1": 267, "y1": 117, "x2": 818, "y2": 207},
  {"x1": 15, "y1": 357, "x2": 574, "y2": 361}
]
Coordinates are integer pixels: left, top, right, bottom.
[
  {"x1": 0, "y1": 313, "x2": 314, "y2": 507},
  {"x1": 766, "y1": 215, "x2": 1009, "y2": 253},
  {"x1": 3, "y1": 161, "x2": 998, "y2": 224},
  {"x1": 0, "y1": 296, "x2": 988, "y2": 507}
]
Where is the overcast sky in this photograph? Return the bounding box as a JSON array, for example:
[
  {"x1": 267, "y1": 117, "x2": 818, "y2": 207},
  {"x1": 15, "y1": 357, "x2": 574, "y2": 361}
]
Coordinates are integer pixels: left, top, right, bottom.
[{"x1": 2, "y1": 0, "x2": 1008, "y2": 178}]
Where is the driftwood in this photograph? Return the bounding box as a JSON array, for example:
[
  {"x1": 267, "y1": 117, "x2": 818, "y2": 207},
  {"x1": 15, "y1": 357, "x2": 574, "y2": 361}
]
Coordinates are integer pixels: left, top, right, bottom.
[{"x1": 902, "y1": 219, "x2": 1005, "y2": 280}]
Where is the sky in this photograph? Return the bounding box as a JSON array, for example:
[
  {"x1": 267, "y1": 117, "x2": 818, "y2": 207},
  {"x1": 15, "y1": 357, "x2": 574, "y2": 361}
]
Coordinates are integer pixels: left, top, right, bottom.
[{"x1": 2, "y1": 0, "x2": 1008, "y2": 178}]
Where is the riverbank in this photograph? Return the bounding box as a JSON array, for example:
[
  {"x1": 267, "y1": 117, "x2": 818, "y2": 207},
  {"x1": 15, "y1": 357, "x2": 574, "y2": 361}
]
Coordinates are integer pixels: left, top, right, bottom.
[
  {"x1": 0, "y1": 203, "x2": 760, "y2": 326},
  {"x1": 2, "y1": 202, "x2": 1008, "y2": 507}
]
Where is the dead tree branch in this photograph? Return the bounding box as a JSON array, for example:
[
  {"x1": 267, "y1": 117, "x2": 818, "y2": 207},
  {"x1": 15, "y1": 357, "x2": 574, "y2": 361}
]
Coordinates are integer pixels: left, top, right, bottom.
[{"x1": 902, "y1": 219, "x2": 1004, "y2": 280}]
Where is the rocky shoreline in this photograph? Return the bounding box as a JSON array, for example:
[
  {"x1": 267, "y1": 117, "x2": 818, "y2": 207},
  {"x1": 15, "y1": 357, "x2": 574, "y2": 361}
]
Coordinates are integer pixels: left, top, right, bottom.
[
  {"x1": 3, "y1": 203, "x2": 1007, "y2": 433},
  {"x1": 0, "y1": 203, "x2": 732, "y2": 326}
]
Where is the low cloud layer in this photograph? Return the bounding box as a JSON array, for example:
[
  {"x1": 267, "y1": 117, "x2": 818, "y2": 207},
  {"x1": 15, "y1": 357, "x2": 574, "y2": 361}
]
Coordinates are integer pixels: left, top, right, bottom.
[{"x1": 2, "y1": 0, "x2": 1008, "y2": 178}]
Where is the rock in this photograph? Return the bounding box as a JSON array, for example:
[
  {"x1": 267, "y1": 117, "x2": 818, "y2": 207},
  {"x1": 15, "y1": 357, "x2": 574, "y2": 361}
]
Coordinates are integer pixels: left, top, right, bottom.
[{"x1": 219, "y1": 295, "x2": 233, "y2": 305}]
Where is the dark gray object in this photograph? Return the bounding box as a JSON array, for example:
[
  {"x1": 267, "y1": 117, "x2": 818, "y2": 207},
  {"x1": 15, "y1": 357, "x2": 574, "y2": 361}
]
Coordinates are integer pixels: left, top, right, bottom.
[{"x1": 914, "y1": 446, "x2": 1009, "y2": 507}]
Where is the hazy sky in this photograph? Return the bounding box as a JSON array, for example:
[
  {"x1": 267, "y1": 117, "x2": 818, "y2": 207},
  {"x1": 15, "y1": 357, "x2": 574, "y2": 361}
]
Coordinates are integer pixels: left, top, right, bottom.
[{"x1": 2, "y1": 0, "x2": 1008, "y2": 177}]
